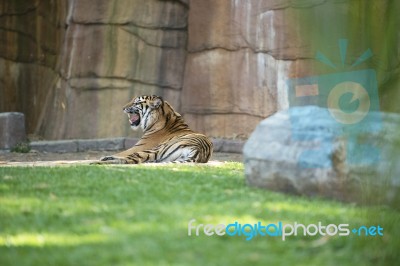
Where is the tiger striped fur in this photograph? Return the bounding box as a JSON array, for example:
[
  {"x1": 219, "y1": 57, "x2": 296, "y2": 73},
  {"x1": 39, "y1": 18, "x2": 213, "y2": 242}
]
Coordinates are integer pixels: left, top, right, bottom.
[{"x1": 96, "y1": 95, "x2": 213, "y2": 164}]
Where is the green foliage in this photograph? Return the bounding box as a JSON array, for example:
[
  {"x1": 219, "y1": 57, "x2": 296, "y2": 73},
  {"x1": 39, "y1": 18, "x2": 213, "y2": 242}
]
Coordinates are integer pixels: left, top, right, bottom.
[
  {"x1": 10, "y1": 141, "x2": 31, "y2": 153},
  {"x1": 0, "y1": 163, "x2": 399, "y2": 266}
]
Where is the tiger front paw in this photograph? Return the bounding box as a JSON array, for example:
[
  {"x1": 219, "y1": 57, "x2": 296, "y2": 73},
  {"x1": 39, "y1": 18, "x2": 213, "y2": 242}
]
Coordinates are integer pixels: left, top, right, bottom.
[
  {"x1": 100, "y1": 156, "x2": 118, "y2": 161},
  {"x1": 90, "y1": 156, "x2": 128, "y2": 164}
]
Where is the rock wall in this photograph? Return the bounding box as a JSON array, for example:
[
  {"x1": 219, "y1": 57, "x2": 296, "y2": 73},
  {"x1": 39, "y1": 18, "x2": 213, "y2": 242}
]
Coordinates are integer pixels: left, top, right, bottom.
[
  {"x1": 50, "y1": 0, "x2": 187, "y2": 139},
  {"x1": 181, "y1": 0, "x2": 400, "y2": 137},
  {"x1": 0, "y1": 0, "x2": 67, "y2": 138},
  {"x1": 0, "y1": 0, "x2": 399, "y2": 140},
  {"x1": 0, "y1": 0, "x2": 188, "y2": 139},
  {"x1": 182, "y1": 0, "x2": 299, "y2": 138}
]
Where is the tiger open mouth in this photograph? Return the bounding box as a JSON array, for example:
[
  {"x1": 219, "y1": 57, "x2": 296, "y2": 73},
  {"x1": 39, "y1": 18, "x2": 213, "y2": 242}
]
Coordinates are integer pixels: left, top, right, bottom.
[{"x1": 128, "y1": 112, "x2": 141, "y2": 126}]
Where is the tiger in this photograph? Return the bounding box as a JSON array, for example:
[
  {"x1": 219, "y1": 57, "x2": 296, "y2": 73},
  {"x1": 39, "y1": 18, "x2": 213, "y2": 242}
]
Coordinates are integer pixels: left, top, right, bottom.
[{"x1": 95, "y1": 95, "x2": 213, "y2": 164}]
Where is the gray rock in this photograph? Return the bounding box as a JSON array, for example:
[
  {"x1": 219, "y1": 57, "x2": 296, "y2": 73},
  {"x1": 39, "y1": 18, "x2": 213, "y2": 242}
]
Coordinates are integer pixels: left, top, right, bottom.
[
  {"x1": 96, "y1": 138, "x2": 125, "y2": 151},
  {"x1": 77, "y1": 138, "x2": 126, "y2": 151},
  {"x1": 211, "y1": 138, "x2": 224, "y2": 152},
  {"x1": 30, "y1": 140, "x2": 78, "y2": 153},
  {"x1": 220, "y1": 139, "x2": 245, "y2": 154},
  {"x1": 124, "y1": 138, "x2": 139, "y2": 149},
  {"x1": 0, "y1": 112, "x2": 26, "y2": 149},
  {"x1": 77, "y1": 139, "x2": 100, "y2": 152},
  {"x1": 243, "y1": 106, "x2": 400, "y2": 207}
]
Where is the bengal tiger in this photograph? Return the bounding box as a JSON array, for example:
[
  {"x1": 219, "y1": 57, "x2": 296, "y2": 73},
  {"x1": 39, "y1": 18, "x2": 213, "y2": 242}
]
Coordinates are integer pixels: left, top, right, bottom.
[{"x1": 95, "y1": 95, "x2": 213, "y2": 164}]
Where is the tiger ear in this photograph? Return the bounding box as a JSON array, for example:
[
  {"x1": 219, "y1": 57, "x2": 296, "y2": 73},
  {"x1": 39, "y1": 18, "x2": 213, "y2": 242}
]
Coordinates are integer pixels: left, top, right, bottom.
[{"x1": 149, "y1": 96, "x2": 163, "y2": 109}]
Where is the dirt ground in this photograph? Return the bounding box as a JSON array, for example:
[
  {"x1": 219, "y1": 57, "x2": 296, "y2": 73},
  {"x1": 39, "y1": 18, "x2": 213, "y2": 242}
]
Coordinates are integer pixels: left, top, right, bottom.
[{"x1": 0, "y1": 150, "x2": 243, "y2": 166}]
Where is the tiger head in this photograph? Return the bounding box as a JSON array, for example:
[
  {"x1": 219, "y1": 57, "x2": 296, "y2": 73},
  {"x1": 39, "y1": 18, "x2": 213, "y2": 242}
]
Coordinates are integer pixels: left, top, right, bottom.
[{"x1": 122, "y1": 95, "x2": 168, "y2": 131}]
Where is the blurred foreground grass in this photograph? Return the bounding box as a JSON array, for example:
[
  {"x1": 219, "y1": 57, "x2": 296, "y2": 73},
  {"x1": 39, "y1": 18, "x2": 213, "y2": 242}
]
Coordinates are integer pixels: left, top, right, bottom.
[{"x1": 0, "y1": 163, "x2": 399, "y2": 266}]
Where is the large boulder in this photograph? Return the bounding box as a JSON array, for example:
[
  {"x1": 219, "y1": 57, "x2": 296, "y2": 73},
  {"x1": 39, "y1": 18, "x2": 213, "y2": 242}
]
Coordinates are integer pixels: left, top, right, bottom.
[{"x1": 243, "y1": 106, "x2": 400, "y2": 207}]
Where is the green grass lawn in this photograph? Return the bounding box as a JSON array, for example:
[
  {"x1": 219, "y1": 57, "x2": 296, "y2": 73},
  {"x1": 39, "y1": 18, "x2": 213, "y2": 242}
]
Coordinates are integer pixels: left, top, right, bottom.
[{"x1": 0, "y1": 163, "x2": 399, "y2": 266}]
